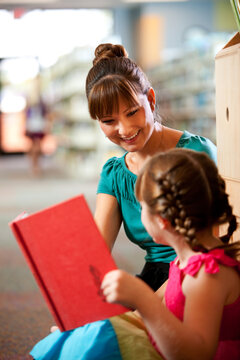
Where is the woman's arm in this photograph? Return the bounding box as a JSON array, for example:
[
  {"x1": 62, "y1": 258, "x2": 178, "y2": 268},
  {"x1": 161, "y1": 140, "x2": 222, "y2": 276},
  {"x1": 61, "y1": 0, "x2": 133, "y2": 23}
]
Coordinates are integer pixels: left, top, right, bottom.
[{"x1": 94, "y1": 193, "x2": 122, "y2": 251}]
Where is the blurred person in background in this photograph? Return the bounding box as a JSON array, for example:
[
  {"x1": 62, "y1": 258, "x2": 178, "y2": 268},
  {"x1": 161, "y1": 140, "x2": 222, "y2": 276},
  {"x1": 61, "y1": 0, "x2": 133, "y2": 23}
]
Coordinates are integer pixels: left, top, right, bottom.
[{"x1": 25, "y1": 92, "x2": 51, "y2": 176}]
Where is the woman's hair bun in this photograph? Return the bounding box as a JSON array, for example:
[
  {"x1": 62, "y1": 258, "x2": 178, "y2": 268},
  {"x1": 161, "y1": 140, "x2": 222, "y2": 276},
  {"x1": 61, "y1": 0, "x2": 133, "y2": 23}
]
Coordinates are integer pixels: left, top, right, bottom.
[{"x1": 93, "y1": 43, "x2": 128, "y2": 66}]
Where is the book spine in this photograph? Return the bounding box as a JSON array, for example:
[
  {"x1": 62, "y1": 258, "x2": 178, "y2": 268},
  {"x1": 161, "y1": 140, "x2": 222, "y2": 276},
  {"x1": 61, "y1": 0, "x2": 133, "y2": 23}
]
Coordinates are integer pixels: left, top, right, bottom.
[{"x1": 10, "y1": 222, "x2": 65, "y2": 331}]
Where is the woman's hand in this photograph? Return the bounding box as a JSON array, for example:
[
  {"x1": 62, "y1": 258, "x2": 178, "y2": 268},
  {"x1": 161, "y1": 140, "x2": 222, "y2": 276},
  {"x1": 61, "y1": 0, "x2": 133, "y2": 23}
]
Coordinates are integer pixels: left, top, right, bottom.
[{"x1": 101, "y1": 270, "x2": 152, "y2": 309}]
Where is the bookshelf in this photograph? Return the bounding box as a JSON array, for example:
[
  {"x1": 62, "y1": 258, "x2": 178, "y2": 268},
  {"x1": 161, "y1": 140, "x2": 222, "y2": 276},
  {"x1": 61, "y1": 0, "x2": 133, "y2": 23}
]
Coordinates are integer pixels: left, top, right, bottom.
[
  {"x1": 41, "y1": 47, "x2": 123, "y2": 179},
  {"x1": 147, "y1": 49, "x2": 216, "y2": 143}
]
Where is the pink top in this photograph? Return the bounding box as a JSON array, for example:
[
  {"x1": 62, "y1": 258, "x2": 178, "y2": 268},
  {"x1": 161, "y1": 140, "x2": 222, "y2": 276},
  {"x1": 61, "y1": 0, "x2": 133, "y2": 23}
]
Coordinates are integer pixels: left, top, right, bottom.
[{"x1": 152, "y1": 249, "x2": 240, "y2": 359}]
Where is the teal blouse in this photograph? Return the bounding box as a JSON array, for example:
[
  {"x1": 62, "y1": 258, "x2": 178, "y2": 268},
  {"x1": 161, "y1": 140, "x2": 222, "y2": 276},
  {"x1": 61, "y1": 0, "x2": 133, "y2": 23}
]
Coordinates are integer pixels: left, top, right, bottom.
[{"x1": 97, "y1": 131, "x2": 217, "y2": 263}]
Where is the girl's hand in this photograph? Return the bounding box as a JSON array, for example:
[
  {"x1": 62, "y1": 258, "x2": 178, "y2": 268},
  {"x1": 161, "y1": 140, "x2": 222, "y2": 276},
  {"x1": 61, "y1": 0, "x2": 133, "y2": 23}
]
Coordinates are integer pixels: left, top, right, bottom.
[
  {"x1": 101, "y1": 270, "x2": 151, "y2": 309},
  {"x1": 50, "y1": 325, "x2": 59, "y2": 333}
]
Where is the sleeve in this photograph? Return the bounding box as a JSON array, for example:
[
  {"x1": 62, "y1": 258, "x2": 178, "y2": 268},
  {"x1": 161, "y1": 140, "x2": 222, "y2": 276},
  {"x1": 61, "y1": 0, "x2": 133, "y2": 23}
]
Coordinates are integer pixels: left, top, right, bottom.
[
  {"x1": 185, "y1": 135, "x2": 217, "y2": 164},
  {"x1": 97, "y1": 157, "x2": 117, "y2": 196}
]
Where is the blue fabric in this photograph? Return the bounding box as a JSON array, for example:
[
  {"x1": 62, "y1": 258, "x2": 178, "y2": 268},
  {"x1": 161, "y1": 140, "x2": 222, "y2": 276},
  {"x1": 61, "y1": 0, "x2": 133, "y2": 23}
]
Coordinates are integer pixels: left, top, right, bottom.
[
  {"x1": 30, "y1": 319, "x2": 122, "y2": 360},
  {"x1": 97, "y1": 130, "x2": 217, "y2": 263}
]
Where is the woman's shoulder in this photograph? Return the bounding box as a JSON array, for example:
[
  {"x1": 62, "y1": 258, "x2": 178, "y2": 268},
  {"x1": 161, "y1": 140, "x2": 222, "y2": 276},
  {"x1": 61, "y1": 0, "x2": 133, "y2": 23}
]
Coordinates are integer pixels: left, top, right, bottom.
[
  {"x1": 100, "y1": 153, "x2": 127, "y2": 176},
  {"x1": 101, "y1": 153, "x2": 137, "y2": 178},
  {"x1": 98, "y1": 153, "x2": 137, "y2": 198},
  {"x1": 176, "y1": 130, "x2": 217, "y2": 163},
  {"x1": 176, "y1": 130, "x2": 215, "y2": 149}
]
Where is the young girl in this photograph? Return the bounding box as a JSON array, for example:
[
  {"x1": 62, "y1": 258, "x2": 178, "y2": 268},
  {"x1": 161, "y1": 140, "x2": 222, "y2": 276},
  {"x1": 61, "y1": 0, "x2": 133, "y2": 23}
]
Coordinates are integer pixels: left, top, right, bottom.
[
  {"x1": 86, "y1": 43, "x2": 217, "y2": 290},
  {"x1": 102, "y1": 148, "x2": 240, "y2": 360},
  {"x1": 30, "y1": 148, "x2": 239, "y2": 360}
]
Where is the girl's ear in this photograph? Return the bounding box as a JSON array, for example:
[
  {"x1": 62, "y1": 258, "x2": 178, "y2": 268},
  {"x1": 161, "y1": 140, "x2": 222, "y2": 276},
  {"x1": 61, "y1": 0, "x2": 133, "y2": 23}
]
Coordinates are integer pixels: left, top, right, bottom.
[
  {"x1": 147, "y1": 88, "x2": 156, "y2": 111},
  {"x1": 157, "y1": 215, "x2": 169, "y2": 229}
]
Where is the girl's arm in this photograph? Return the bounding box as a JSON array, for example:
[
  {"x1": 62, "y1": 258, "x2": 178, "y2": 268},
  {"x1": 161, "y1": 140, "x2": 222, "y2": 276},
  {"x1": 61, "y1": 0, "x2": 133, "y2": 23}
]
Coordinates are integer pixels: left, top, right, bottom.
[
  {"x1": 94, "y1": 193, "x2": 122, "y2": 251},
  {"x1": 102, "y1": 266, "x2": 230, "y2": 360},
  {"x1": 155, "y1": 279, "x2": 168, "y2": 301},
  {"x1": 137, "y1": 266, "x2": 226, "y2": 360}
]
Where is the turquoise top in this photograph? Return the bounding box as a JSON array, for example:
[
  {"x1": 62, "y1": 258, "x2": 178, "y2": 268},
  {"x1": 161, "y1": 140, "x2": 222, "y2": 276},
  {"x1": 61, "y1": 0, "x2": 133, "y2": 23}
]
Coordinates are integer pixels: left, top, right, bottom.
[{"x1": 97, "y1": 131, "x2": 217, "y2": 263}]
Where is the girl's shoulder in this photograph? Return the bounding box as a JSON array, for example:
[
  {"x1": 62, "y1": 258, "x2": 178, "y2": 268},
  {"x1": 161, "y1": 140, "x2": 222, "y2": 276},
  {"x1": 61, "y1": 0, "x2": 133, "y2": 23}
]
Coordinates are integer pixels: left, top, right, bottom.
[
  {"x1": 180, "y1": 249, "x2": 240, "y2": 310},
  {"x1": 182, "y1": 249, "x2": 240, "y2": 277}
]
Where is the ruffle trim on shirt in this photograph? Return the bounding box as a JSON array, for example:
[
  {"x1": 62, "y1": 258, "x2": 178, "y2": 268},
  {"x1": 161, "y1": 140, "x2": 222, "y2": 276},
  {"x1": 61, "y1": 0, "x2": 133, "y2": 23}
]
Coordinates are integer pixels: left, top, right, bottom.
[
  {"x1": 104, "y1": 155, "x2": 138, "y2": 205},
  {"x1": 177, "y1": 130, "x2": 207, "y2": 147},
  {"x1": 183, "y1": 249, "x2": 240, "y2": 277},
  {"x1": 98, "y1": 157, "x2": 118, "y2": 196}
]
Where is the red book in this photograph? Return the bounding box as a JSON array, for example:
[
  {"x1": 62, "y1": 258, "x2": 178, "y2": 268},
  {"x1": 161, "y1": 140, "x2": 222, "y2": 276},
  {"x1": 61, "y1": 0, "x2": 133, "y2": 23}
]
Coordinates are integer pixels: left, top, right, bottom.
[{"x1": 9, "y1": 195, "x2": 128, "y2": 331}]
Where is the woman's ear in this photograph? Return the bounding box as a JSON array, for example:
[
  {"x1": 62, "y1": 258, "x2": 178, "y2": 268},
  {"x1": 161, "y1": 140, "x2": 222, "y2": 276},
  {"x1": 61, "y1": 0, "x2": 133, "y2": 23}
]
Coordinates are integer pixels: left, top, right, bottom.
[{"x1": 147, "y1": 88, "x2": 156, "y2": 112}]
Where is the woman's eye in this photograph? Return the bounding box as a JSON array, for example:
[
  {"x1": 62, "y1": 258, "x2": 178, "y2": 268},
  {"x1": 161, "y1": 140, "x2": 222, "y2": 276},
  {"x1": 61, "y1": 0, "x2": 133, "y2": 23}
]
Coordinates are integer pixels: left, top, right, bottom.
[
  {"x1": 101, "y1": 119, "x2": 114, "y2": 124},
  {"x1": 127, "y1": 109, "x2": 138, "y2": 117}
]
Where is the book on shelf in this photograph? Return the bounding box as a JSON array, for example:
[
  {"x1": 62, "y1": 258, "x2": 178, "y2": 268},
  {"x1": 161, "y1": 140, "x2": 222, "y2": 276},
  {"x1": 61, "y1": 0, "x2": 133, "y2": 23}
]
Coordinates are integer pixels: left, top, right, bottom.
[
  {"x1": 230, "y1": 0, "x2": 240, "y2": 32},
  {"x1": 9, "y1": 194, "x2": 128, "y2": 332}
]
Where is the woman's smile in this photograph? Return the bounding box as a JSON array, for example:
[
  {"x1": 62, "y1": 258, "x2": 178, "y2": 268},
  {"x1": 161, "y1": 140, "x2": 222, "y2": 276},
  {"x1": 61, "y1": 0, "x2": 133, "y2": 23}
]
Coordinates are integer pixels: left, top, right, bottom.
[{"x1": 120, "y1": 129, "x2": 141, "y2": 143}]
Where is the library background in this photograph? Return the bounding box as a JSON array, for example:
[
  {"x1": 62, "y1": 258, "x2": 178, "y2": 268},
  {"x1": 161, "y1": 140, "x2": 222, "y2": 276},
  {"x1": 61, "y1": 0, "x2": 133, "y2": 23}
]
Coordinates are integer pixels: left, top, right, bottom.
[
  {"x1": 0, "y1": 0, "x2": 236, "y2": 177},
  {"x1": 0, "y1": 0, "x2": 238, "y2": 359}
]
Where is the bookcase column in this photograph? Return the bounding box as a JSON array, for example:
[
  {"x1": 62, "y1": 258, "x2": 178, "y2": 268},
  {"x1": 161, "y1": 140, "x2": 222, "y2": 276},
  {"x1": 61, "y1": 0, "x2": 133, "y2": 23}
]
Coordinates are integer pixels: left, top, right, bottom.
[
  {"x1": 215, "y1": 32, "x2": 240, "y2": 242},
  {"x1": 136, "y1": 14, "x2": 164, "y2": 70}
]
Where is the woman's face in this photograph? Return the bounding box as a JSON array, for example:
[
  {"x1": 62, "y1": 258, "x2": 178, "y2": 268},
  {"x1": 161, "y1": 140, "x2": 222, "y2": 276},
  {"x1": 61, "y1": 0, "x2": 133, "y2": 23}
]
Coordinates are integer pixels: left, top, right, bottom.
[{"x1": 97, "y1": 90, "x2": 155, "y2": 152}]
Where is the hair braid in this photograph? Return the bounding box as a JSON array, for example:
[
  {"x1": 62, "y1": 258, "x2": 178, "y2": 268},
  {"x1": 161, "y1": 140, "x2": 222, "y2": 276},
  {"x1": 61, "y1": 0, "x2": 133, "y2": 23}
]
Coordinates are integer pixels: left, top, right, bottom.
[
  {"x1": 152, "y1": 171, "x2": 199, "y2": 248},
  {"x1": 205, "y1": 172, "x2": 238, "y2": 244}
]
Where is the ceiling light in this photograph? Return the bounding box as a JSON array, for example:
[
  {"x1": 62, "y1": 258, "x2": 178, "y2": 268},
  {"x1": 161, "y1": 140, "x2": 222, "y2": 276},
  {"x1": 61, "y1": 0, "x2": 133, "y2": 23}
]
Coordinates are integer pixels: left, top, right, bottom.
[{"x1": 0, "y1": 0, "x2": 59, "y2": 4}]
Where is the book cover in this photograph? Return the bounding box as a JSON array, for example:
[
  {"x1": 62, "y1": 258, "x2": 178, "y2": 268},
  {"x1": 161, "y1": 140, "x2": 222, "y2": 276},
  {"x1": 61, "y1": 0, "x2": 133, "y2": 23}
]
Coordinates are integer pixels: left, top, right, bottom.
[{"x1": 9, "y1": 195, "x2": 128, "y2": 331}]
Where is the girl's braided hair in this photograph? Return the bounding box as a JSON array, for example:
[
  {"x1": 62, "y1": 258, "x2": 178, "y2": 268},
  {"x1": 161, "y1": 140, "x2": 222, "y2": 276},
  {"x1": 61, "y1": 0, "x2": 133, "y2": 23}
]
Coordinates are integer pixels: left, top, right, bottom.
[{"x1": 135, "y1": 148, "x2": 240, "y2": 259}]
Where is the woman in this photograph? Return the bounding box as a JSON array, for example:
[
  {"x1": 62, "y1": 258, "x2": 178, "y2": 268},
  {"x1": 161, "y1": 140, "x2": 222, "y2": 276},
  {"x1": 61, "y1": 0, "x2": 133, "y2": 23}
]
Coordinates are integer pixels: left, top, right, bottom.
[{"x1": 86, "y1": 43, "x2": 217, "y2": 290}]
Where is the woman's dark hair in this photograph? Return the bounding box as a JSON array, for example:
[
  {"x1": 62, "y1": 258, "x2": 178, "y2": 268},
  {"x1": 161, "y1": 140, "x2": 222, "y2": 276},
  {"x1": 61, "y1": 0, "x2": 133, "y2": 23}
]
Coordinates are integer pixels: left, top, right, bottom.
[
  {"x1": 135, "y1": 148, "x2": 240, "y2": 259},
  {"x1": 86, "y1": 43, "x2": 152, "y2": 119}
]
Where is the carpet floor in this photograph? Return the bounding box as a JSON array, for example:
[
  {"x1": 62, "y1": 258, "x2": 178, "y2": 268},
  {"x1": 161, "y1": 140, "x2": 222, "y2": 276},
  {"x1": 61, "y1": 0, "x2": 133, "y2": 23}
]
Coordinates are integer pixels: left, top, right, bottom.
[
  {"x1": 0, "y1": 155, "x2": 96, "y2": 359},
  {"x1": 0, "y1": 154, "x2": 145, "y2": 359}
]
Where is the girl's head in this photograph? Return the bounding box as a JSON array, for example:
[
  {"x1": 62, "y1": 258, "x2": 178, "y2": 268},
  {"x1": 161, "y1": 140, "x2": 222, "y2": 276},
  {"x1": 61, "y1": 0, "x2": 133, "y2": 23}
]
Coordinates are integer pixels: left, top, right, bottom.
[
  {"x1": 86, "y1": 43, "x2": 152, "y2": 120},
  {"x1": 135, "y1": 148, "x2": 237, "y2": 252}
]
